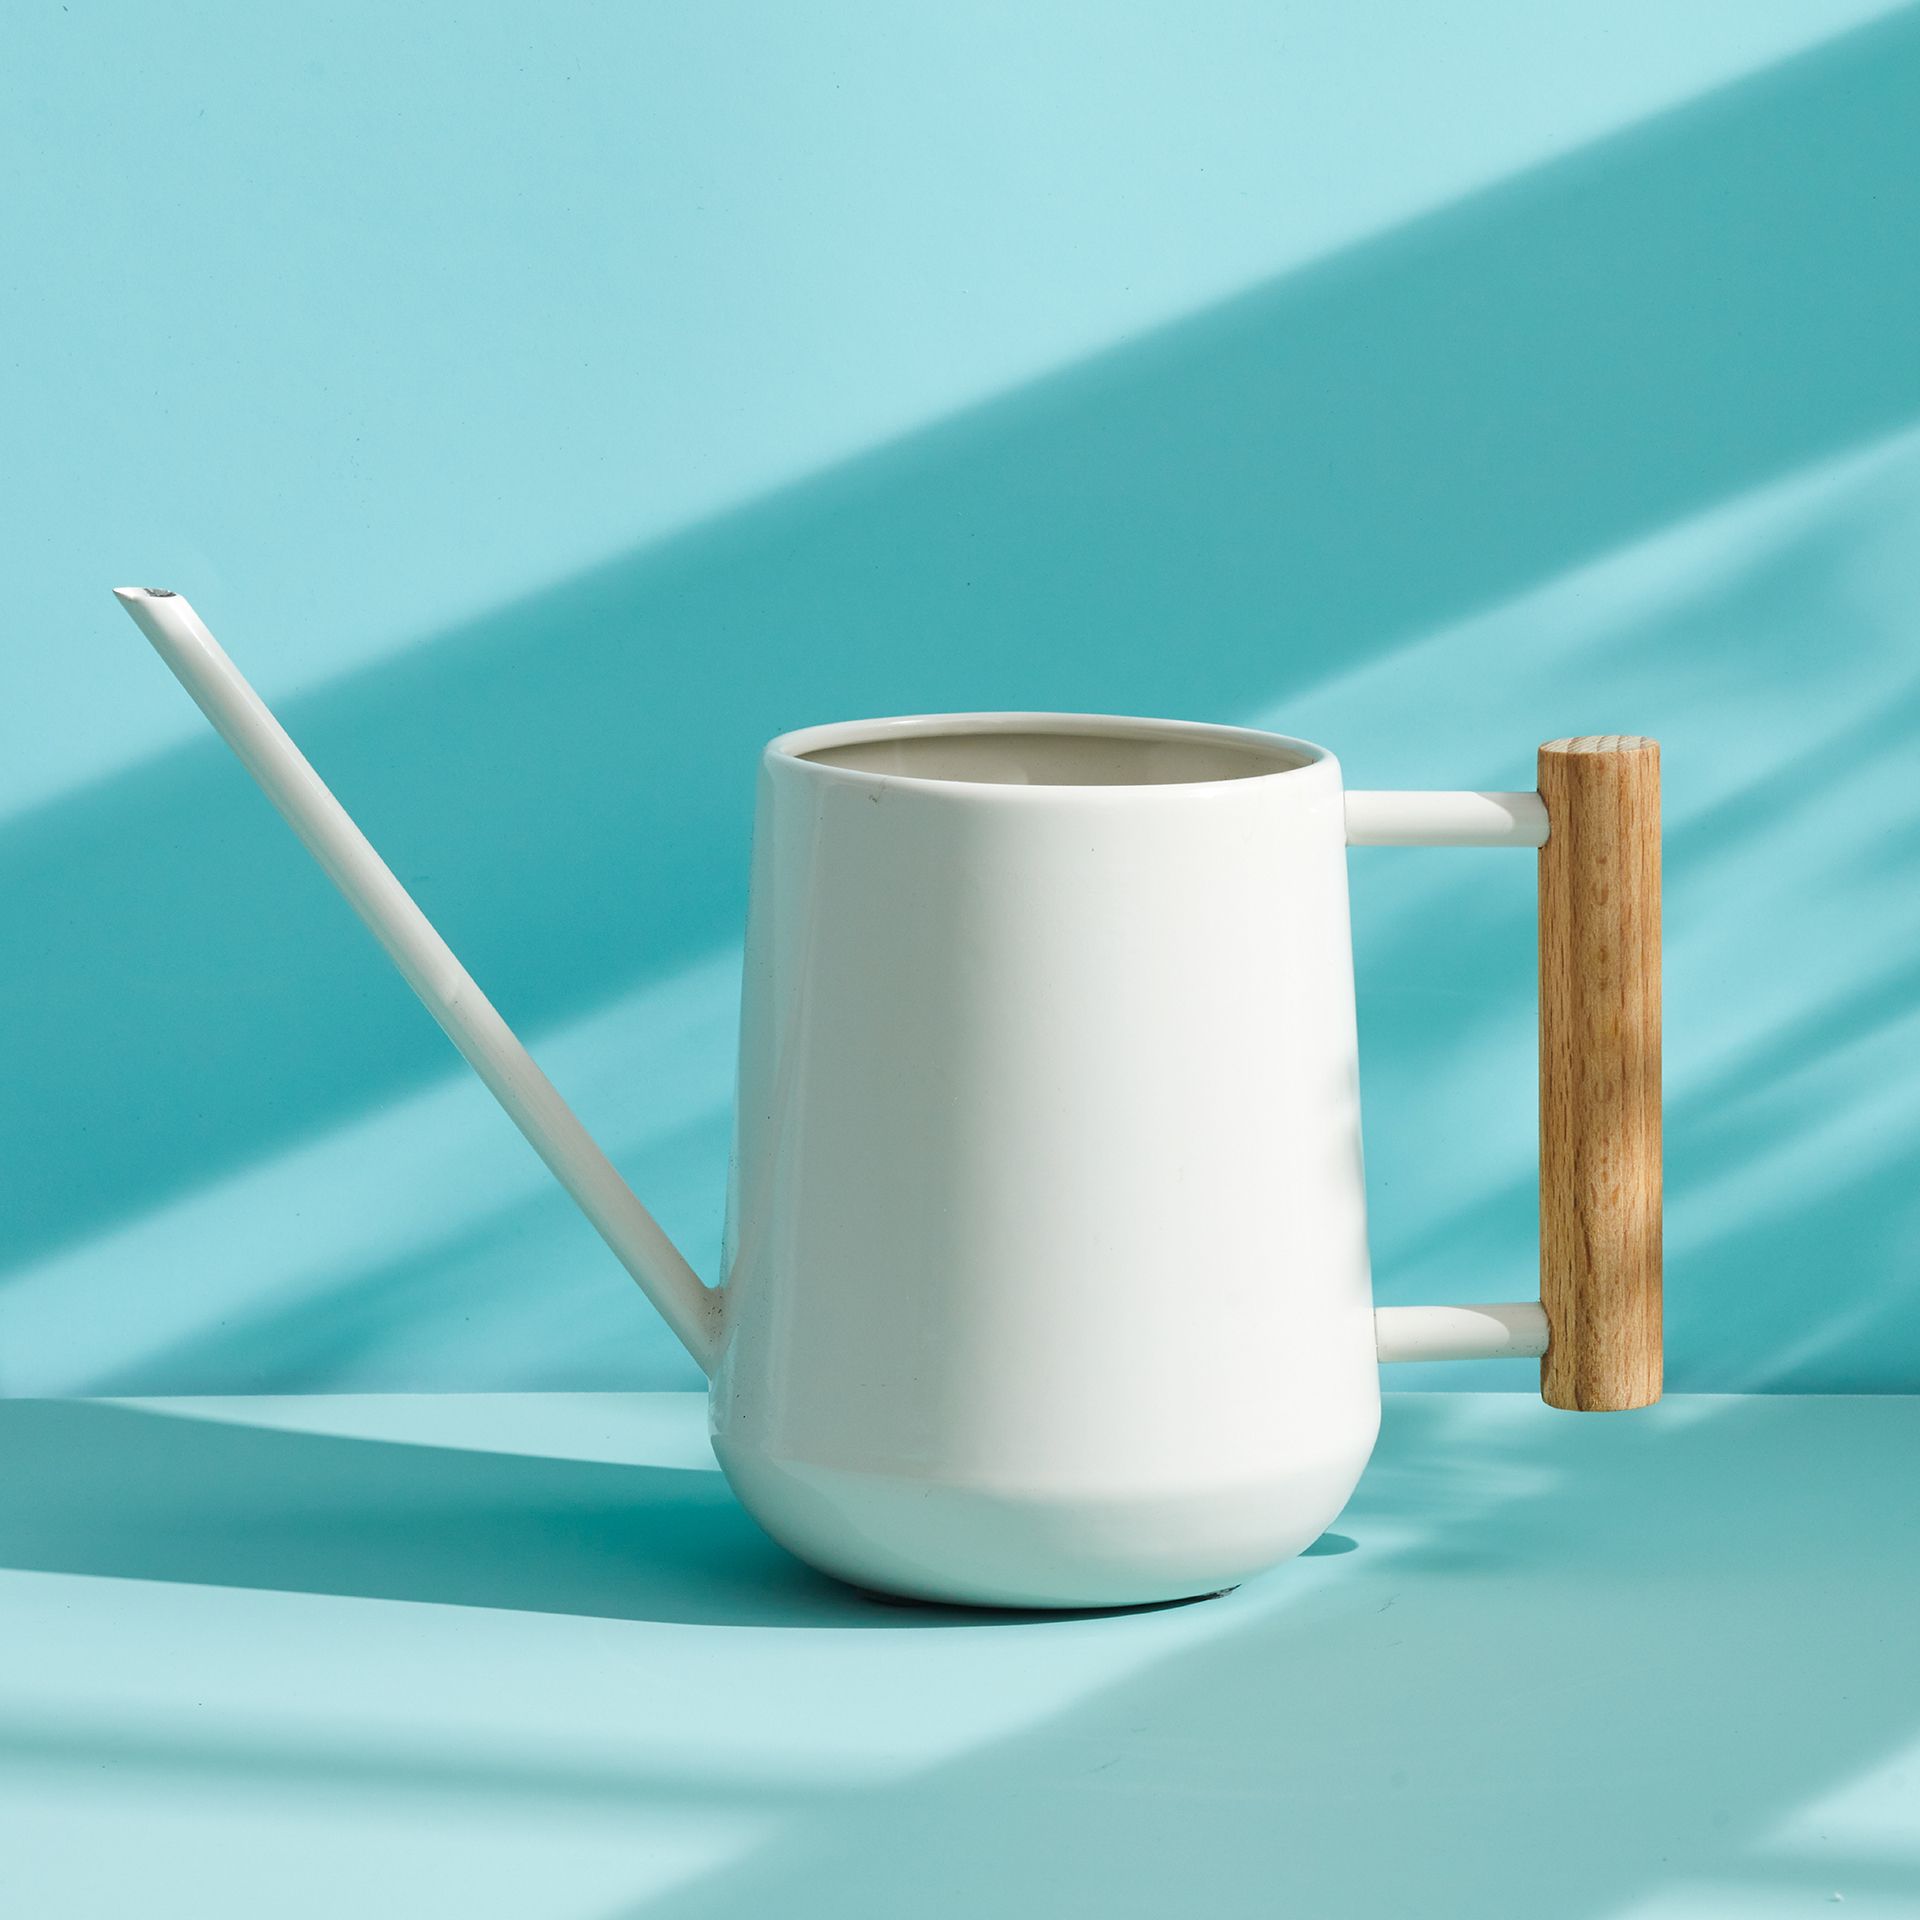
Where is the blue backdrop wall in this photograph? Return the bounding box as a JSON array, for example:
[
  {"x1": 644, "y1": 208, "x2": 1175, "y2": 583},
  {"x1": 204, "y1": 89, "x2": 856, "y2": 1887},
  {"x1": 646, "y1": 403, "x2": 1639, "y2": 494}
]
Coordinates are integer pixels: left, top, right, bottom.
[{"x1": 5, "y1": 1, "x2": 1918, "y2": 1393}]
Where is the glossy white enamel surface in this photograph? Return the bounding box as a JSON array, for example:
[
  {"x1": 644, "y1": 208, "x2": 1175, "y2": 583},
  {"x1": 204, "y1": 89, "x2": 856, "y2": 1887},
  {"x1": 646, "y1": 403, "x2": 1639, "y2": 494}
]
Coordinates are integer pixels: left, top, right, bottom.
[
  {"x1": 711, "y1": 715, "x2": 1381, "y2": 1607},
  {"x1": 120, "y1": 593, "x2": 1547, "y2": 1612}
]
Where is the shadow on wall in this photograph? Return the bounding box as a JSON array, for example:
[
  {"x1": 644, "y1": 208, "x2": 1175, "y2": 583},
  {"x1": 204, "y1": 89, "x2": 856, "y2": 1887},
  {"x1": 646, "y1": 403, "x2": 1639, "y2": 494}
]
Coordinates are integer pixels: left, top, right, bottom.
[
  {"x1": 1342, "y1": 494, "x2": 1920, "y2": 1392},
  {"x1": 5, "y1": 12, "x2": 1920, "y2": 1359},
  {"x1": 71, "y1": 1113, "x2": 732, "y2": 1395}
]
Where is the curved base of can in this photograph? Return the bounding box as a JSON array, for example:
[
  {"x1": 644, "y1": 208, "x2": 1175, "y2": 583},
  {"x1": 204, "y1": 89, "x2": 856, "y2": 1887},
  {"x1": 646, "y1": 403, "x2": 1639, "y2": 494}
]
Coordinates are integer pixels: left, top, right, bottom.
[{"x1": 713, "y1": 1436, "x2": 1377, "y2": 1611}]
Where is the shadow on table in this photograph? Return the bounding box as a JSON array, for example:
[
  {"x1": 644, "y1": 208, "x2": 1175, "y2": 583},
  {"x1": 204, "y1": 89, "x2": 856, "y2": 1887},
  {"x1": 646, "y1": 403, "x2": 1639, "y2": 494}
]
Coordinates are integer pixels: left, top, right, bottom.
[
  {"x1": 611, "y1": 1394, "x2": 1920, "y2": 1919},
  {"x1": 0, "y1": 1401, "x2": 949, "y2": 1628},
  {"x1": 0, "y1": 1399, "x2": 1232, "y2": 1629},
  {"x1": 0, "y1": 1397, "x2": 1914, "y2": 1919}
]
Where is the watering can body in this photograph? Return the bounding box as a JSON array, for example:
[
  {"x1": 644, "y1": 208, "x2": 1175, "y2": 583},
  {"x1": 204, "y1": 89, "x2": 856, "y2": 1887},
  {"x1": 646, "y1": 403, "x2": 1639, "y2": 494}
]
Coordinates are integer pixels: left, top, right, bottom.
[
  {"x1": 115, "y1": 588, "x2": 1662, "y2": 1614},
  {"x1": 714, "y1": 716, "x2": 1378, "y2": 1607}
]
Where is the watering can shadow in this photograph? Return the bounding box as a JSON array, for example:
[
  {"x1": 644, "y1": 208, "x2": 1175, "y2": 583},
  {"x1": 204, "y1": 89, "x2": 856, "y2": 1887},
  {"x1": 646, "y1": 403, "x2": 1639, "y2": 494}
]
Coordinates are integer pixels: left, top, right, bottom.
[
  {"x1": 0, "y1": 1398, "x2": 1359, "y2": 1626},
  {"x1": 116, "y1": 588, "x2": 1661, "y2": 1610},
  {"x1": 0, "y1": 1398, "x2": 1206, "y2": 1627}
]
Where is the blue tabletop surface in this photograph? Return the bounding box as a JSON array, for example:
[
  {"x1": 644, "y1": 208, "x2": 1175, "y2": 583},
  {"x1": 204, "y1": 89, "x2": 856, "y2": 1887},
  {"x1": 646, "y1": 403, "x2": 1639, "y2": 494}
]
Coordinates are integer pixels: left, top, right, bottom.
[{"x1": 0, "y1": 1391, "x2": 1913, "y2": 1918}]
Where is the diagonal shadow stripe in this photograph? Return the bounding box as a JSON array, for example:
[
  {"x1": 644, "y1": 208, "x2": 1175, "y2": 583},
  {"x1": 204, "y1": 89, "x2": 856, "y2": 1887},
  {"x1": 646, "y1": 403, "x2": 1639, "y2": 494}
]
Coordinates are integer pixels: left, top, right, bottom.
[
  {"x1": 610, "y1": 1395, "x2": 1920, "y2": 1920},
  {"x1": 6, "y1": 6, "x2": 1920, "y2": 1273}
]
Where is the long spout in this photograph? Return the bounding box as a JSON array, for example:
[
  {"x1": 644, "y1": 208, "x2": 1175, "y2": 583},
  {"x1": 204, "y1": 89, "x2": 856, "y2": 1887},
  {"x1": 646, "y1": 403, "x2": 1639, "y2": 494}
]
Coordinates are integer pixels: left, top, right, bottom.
[{"x1": 112, "y1": 587, "x2": 725, "y2": 1375}]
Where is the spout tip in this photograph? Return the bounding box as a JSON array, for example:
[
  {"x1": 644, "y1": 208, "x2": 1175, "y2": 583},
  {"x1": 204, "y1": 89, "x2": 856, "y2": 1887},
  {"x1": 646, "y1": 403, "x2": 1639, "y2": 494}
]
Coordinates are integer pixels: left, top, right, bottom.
[{"x1": 113, "y1": 586, "x2": 177, "y2": 603}]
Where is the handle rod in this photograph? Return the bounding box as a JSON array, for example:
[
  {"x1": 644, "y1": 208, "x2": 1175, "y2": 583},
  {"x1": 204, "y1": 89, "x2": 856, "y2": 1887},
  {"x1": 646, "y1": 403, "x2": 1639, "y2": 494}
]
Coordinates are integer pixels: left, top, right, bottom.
[
  {"x1": 1538, "y1": 735, "x2": 1661, "y2": 1409},
  {"x1": 113, "y1": 588, "x2": 724, "y2": 1375},
  {"x1": 1374, "y1": 1301, "x2": 1548, "y2": 1363},
  {"x1": 1345, "y1": 790, "x2": 1549, "y2": 847}
]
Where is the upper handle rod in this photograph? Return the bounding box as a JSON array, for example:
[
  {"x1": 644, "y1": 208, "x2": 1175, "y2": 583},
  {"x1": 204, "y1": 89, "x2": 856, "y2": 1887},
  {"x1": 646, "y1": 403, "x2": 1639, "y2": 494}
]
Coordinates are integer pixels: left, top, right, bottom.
[{"x1": 1345, "y1": 790, "x2": 1549, "y2": 847}]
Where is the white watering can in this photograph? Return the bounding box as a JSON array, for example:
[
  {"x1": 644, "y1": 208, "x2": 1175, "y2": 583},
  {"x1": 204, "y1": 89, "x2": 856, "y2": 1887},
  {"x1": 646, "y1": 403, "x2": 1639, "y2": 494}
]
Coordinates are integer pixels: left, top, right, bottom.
[{"x1": 116, "y1": 588, "x2": 1662, "y2": 1609}]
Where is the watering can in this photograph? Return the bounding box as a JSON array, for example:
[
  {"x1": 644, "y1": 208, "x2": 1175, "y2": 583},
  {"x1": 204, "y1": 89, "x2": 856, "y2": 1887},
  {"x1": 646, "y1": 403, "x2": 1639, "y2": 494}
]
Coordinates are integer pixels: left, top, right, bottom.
[{"x1": 116, "y1": 587, "x2": 1661, "y2": 1609}]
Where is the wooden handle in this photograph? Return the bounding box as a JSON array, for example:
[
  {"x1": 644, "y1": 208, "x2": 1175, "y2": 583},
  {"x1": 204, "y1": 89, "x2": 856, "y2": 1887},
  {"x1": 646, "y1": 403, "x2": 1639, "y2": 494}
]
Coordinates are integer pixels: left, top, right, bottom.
[{"x1": 1538, "y1": 736, "x2": 1662, "y2": 1410}]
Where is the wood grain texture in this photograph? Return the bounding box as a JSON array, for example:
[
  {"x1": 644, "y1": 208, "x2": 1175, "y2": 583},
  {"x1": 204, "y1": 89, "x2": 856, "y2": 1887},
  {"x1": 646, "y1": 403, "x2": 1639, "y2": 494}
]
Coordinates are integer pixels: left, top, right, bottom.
[{"x1": 1538, "y1": 736, "x2": 1662, "y2": 1410}]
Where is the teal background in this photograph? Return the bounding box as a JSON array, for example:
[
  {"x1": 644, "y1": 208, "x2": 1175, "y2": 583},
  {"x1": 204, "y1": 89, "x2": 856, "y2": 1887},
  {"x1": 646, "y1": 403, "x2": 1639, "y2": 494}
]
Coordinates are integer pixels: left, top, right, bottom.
[{"x1": 4, "y1": 1, "x2": 1918, "y2": 1394}]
